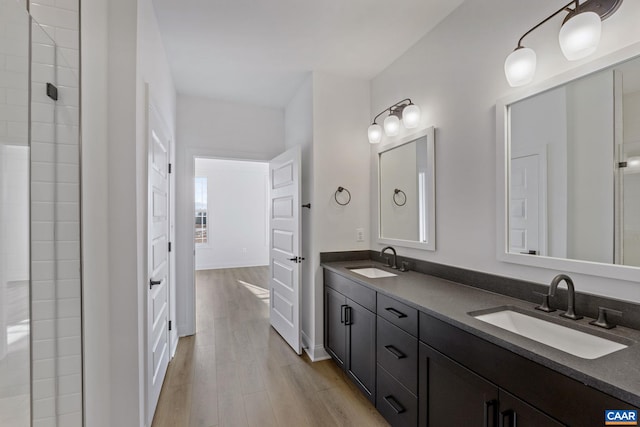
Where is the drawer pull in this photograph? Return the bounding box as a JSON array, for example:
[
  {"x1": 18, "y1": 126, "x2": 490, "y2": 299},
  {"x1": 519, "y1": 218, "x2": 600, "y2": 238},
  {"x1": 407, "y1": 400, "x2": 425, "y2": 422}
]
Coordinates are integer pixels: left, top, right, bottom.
[
  {"x1": 345, "y1": 306, "x2": 353, "y2": 326},
  {"x1": 385, "y1": 307, "x2": 407, "y2": 319},
  {"x1": 383, "y1": 395, "x2": 406, "y2": 415},
  {"x1": 384, "y1": 345, "x2": 407, "y2": 359}
]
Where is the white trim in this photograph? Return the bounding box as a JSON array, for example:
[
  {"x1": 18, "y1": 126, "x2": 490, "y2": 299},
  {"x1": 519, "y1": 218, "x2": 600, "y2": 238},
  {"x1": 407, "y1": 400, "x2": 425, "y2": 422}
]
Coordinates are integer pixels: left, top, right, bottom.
[
  {"x1": 496, "y1": 42, "x2": 640, "y2": 282},
  {"x1": 376, "y1": 126, "x2": 436, "y2": 251},
  {"x1": 178, "y1": 147, "x2": 276, "y2": 338},
  {"x1": 302, "y1": 331, "x2": 330, "y2": 362}
]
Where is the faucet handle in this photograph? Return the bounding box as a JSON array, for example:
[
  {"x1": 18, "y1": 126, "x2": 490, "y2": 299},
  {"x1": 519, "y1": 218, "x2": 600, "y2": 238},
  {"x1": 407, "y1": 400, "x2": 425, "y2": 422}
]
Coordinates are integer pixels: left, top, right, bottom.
[
  {"x1": 533, "y1": 291, "x2": 555, "y2": 313},
  {"x1": 384, "y1": 256, "x2": 391, "y2": 267},
  {"x1": 399, "y1": 261, "x2": 410, "y2": 272},
  {"x1": 589, "y1": 307, "x2": 622, "y2": 329}
]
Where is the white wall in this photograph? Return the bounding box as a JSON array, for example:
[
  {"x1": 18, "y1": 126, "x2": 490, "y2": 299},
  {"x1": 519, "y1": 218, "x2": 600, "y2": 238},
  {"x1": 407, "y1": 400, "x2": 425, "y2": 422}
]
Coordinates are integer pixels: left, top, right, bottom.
[
  {"x1": 176, "y1": 95, "x2": 284, "y2": 336},
  {"x1": 311, "y1": 72, "x2": 370, "y2": 358},
  {"x1": 80, "y1": 0, "x2": 110, "y2": 423},
  {"x1": 370, "y1": 0, "x2": 640, "y2": 302},
  {"x1": 82, "y1": 0, "x2": 176, "y2": 425},
  {"x1": 194, "y1": 158, "x2": 269, "y2": 270},
  {"x1": 284, "y1": 75, "x2": 314, "y2": 352}
]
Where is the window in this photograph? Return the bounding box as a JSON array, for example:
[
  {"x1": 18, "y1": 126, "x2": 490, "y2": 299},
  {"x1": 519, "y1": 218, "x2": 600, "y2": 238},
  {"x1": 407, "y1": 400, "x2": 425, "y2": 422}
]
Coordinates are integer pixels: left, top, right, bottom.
[{"x1": 195, "y1": 177, "x2": 208, "y2": 244}]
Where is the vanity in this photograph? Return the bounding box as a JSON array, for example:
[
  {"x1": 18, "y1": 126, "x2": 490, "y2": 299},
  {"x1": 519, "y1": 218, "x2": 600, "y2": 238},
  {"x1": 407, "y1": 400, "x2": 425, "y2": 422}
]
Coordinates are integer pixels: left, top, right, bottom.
[{"x1": 322, "y1": 258, "x2": 640, "y2": 427}]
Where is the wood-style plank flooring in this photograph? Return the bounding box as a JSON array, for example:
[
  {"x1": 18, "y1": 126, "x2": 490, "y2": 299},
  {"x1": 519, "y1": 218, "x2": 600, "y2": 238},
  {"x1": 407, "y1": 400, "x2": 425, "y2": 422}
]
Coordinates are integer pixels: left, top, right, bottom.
[{"x1": 152, "y1": 266, "x2": 389, "y2": 427}]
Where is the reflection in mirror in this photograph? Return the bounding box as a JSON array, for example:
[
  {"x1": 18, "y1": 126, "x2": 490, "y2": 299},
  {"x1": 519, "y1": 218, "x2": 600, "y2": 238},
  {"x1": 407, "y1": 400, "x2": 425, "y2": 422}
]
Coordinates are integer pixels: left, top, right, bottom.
[
  {"x1": 507, "y1": 55, "x2": 640, "y2": 267},
  {"x1": 378, "y1": 127, "x2": 435, "y2": 251}
]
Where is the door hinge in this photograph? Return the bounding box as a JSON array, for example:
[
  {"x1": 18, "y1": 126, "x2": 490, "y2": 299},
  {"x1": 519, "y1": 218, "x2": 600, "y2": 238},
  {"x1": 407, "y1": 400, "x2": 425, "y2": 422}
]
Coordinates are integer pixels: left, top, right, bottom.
[
  {"x1": 168, "y1": 320, "x2": 172, "y2": 331},
  {"x1": 619, "y1": 161, "x2": 628, "y2": 168},
  {"x1": 168, "y1": 163, "x2": 172, "y2": 173},
  {"x1": 168, "y1": 242, "x2": 172, "y2": 252}
]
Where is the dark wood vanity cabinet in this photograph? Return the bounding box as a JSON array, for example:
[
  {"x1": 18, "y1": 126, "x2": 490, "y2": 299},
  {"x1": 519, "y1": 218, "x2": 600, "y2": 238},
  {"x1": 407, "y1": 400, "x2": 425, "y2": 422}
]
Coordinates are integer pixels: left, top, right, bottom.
[
  {"x1": 323, "y1": 268, "x2": 638, "y2": 427},
  {"x1": 376, "y1": 297, "x2": 419, "y2": 427},
  {"x1": 418, "y1": 342, "x2": 563, "y2": 427},
  {"x1": 419, "y1": 312, "x2": 637, "y2": 427},
  {"x1": 324, "y1": 272, "x2": 376, "y2": 403}
]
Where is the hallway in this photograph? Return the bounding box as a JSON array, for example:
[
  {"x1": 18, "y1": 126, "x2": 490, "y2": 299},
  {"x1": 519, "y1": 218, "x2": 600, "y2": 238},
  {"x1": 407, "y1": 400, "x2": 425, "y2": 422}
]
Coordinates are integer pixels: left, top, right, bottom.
[{"x1": 152, "y1": 267, "x2": 389, "y2": 427}]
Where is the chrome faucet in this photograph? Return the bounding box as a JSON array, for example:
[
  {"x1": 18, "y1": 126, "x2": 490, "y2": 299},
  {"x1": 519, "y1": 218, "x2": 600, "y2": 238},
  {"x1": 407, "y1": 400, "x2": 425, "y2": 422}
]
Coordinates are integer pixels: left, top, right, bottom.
[
  {"x1": 536, "y1": 274, "x2": 583, "y2": 320},
  {"x1": 380, "y1": 246, "x2": 398, "y2": 269}
]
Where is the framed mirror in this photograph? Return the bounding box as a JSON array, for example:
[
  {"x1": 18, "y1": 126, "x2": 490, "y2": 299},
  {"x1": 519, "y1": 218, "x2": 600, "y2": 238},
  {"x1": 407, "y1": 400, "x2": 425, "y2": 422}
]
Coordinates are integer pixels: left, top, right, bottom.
[
  {"x1": 378, "y1": 126, "x2": 435, "y2": 250},
  {"x1": 496, "y1": 42, "x2": 640, "y2": 282}
]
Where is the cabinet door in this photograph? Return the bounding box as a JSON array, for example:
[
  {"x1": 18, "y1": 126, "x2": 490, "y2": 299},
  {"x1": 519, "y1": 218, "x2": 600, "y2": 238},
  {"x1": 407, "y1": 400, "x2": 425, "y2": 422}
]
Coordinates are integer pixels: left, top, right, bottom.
[
  {"x1": 499, "y1": 390, "x2": 565, "y2": 427},
  {"x1": 346, "y1": 299, "x2": 376, "y2": 402},
  {"x1": 325, "y1": 287, "x2": 347, "y2": 368},
  {"x1": 419, "y1": 343, "x2": 499, "y2": 427}
]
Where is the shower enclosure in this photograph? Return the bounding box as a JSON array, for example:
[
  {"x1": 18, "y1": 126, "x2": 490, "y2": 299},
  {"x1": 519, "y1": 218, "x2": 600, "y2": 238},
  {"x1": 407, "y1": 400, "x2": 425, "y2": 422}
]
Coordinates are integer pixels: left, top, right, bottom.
[{"x1": 0, "y1": 0, "x2": 83, "y2": 425}]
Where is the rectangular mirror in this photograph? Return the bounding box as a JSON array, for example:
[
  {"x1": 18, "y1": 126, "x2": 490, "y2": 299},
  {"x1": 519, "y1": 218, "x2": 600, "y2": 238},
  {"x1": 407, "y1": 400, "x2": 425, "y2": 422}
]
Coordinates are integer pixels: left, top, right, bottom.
[
  {"x1": 497, "y1": 43, "x2": 640, "y2": 281},
  {"x1": 378, "y1": 126, "x2": 435, "y2": 251}
]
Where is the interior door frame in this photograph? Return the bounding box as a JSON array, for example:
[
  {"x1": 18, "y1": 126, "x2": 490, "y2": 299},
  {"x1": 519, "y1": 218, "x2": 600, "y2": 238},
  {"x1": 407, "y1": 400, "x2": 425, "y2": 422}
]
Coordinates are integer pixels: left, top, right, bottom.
[
  {"x1": 145, "y1": 86, "x2": 175, "y2": 425},
  {"x1": 181, "y1": 149, "x2": 273, "y2": 337}
]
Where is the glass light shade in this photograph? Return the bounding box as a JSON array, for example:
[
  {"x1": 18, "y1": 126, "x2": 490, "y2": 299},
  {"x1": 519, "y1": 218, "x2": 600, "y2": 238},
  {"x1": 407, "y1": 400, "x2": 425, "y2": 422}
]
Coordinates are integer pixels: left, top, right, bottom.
[
  {"x1": 559, "y1": 11, "x2": 601, "y2": 61},
  {"x1": 504, "y1": 47, "x2": 537, "y2": 87},
  {"x1": 402, "y1": 104, "x2": 421, "y2": 128},
  {"x1": 368, "y1": 123, "x2": 382, "y2": 144},
  {"x1": 384, "y1": 115, "x2": 400, "y2": 136}
]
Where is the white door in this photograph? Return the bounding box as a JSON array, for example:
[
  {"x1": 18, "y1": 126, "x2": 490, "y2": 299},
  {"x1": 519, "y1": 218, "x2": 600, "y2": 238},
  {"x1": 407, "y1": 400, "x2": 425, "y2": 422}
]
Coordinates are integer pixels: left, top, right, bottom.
[
  {"x1": 147, "y1": 101, "x2": 171, "y2": 424},
  {"x1": 269, "y1": 146, "x2": 302, "y2": 354},
  {"x1": 510, "y1": 155, "x2": 540, "y2": 255}
]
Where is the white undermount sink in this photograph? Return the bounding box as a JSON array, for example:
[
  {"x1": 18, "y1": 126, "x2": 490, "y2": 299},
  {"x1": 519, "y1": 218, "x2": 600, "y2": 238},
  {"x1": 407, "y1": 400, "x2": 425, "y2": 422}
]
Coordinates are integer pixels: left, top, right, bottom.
[
  {"x1": 349, "y1": 267, "x2": 397, "y2": 279},
  {"x1": 473, "y1": 309, "x2": 628, "y2": 359}
]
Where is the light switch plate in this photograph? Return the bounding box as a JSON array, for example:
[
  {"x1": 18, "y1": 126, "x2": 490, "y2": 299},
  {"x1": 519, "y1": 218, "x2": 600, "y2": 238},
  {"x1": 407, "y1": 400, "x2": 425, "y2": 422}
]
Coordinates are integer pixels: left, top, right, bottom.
[{"x1": 356, "y1": 228, "x2": 365, "y2": 242}]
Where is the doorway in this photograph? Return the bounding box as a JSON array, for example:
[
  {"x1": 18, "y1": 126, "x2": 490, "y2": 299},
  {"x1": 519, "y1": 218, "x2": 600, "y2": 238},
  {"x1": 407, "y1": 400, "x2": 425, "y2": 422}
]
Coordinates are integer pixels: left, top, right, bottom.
[{"x1": 192, "y1": 157, "x2": 270, "y2": 326}]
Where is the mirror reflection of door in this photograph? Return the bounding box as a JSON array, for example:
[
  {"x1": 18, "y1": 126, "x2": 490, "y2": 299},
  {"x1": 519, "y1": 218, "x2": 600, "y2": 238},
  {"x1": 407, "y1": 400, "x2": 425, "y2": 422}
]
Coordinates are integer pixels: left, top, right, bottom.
[
  {"x1": 509, "y1": 155, "x2": 541, "y2": 256},
  {"x1": 620, "y1": 65, "x2": 640, "y2": 266}
]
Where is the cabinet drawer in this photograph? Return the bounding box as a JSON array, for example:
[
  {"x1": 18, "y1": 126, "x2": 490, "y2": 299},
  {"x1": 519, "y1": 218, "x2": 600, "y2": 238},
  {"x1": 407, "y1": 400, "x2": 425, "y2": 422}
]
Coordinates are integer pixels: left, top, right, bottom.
[
  {"x1": 377, "y1": 293, "x2": 418, "y2": 336},
  {"x1": 377, "y1": 365, "x2": 418, "y2": 427},
  {"x1": 377, "y1": 317, "x2": 418, "y2": 395},
  {"x1": 324, "y1": 270, "x2": 376, "y2": 312}
]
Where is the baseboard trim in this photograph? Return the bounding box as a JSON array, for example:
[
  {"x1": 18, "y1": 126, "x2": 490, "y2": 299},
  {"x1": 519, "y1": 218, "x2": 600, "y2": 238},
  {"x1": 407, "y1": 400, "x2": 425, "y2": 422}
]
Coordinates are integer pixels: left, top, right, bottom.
[{"x1": 301, "y1": 331, "x2": 331, "y2": 362}]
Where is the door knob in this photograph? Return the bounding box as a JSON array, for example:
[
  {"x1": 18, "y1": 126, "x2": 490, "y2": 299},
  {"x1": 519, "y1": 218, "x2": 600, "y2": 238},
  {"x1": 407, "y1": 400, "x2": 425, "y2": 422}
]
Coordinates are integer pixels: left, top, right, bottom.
[{"x1": 149, "y1": 279, "x2": 161, "y2": 289}]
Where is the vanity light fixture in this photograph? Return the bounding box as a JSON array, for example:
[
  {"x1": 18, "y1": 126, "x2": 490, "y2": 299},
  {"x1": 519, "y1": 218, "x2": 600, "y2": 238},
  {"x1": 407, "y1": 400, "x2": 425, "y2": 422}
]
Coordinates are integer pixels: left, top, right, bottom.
[
  {"x1": 505, "y1": 0, "x2": 623, "y2": 87},
  {"x1": 368, "y1": 98, "x2": 421, "y2": 144}
]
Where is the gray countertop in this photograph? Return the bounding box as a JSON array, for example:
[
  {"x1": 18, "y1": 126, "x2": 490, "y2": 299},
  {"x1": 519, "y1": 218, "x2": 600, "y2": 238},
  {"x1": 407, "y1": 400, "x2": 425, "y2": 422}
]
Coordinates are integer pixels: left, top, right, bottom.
[{"x1": 321, "y1": 260, "x2": 640, "y2": 407}]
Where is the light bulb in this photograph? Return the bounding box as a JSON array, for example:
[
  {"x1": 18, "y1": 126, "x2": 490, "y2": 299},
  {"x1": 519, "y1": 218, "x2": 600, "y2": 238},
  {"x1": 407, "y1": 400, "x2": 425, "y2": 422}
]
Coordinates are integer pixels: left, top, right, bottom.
[
  {"x1": 628, "y1": 157, "x2": 640, "y2": 168},
  {"x1": 504, "y1": 47, "x2": 537, "y2": 87},
  {"x1": 559, "y1": 11, "x2": 601, "y2": 61},
  {"x1": 384, "y1": 115, "x2": 400, "y2": 136},
  {"x1": 368, "y1": 123, "x2": 382, "y2": 144},
  {"x1": 402, "y1": 104, "x2": 421, "y2": 128}
]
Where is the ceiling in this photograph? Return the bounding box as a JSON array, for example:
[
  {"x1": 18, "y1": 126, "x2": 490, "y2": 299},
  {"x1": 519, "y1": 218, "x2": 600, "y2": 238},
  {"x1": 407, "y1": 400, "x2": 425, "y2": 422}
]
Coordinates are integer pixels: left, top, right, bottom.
[{"x1": 152, "y1": 0, "x2": 464, "y2": 108}]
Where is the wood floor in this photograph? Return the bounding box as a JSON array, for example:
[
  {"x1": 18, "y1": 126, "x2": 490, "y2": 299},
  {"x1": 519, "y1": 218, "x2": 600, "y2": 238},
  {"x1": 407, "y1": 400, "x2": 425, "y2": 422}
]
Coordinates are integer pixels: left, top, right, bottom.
[{"x1": 152, "y1": 266, "x2": 389, "y2": 427}]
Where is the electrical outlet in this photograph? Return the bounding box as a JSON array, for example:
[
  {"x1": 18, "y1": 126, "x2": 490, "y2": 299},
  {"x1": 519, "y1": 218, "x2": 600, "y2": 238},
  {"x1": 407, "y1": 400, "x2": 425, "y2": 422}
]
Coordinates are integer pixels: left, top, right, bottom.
[{"x1": 356, "y1": 228, "x2": 365, "y2": 242}]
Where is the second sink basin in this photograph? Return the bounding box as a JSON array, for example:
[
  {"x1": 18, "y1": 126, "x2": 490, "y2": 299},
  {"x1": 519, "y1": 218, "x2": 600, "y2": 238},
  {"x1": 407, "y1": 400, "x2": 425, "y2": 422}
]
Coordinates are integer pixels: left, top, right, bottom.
[
  {"x1": 349, "y1": 267, "x2": 397, "y2": 279},
  {"x1": 472, "y1": 308, "x2": 628, "y2": 359}
]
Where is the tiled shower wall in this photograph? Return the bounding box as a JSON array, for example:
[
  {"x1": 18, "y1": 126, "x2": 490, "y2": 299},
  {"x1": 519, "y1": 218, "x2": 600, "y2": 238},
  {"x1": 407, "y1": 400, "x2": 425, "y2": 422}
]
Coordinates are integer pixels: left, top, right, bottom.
[{"x1": 29, "y1": 0, "x2": 82, "y2": 426}]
